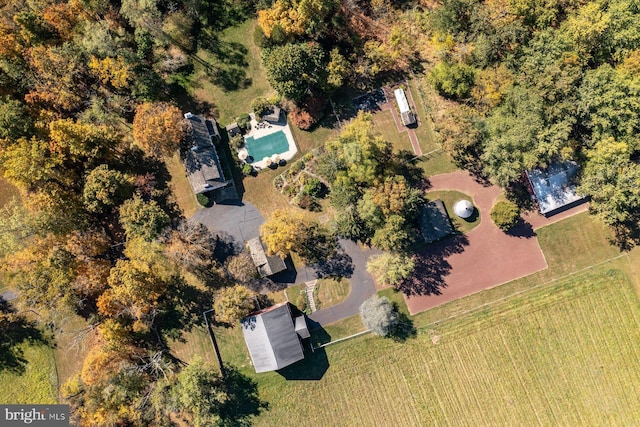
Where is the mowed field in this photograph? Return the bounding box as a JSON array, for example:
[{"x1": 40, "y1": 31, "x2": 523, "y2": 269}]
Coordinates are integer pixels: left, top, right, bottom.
[{"x1": 250, "y1": 268, "x2": 640, "y2": 426}]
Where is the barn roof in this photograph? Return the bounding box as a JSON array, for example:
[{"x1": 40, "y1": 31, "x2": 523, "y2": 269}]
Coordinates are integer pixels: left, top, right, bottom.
[
  {"x1": 240, "y1": 303, "x2": 305, "y2": 373},
  {"x1": 247, "y1": 237, "x2": 287, "y2": 277}
]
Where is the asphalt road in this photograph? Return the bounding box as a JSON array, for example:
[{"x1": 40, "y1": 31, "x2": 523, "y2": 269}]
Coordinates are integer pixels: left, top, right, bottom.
[
  {"x1": 192, "y1": 202, "x2": 379, "y2": 327},
  {"x1": 308, "y1": 239, "x2": 380, "y2": 327},
  {"x1": 191, "y1": 200, "x2": 264, "y2": 248}
]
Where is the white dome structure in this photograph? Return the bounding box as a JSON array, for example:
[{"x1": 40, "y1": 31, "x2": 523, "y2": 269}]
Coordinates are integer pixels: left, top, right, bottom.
[{"x1": 453, "y1": 199, "x2": 474, "y2": 219}]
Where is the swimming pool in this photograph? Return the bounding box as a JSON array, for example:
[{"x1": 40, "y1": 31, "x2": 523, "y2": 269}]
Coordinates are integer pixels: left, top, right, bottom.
[{"x1": 245, "y1": 131, "x2": 289, "y2": 162}]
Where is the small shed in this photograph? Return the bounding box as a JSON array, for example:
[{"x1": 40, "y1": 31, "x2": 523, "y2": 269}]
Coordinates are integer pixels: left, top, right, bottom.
[
  {"x1": 294, "y1": 316, "x2": 310, "y2": 339},
  {"x1": 247, "y1": 237, "x2": 287, "y2": 278},
  {"x1": 525, "y1": 161, "x2": 585, "y2": 216},
  {"x1": 394, "y1": 88, "x2": 417, "y2": 126},
  {"x1": 418, "y1": 200, "x2": 454, "y2": 243},
  {"x1": 226, "y1": 122, "x2": 241, "y2": 137},
  {"x1": 261, "y1": 105, "x2": 282, "y2": 124},
  {"x1": 240, "y1": 303, "x2": 305, "y2": 373}
]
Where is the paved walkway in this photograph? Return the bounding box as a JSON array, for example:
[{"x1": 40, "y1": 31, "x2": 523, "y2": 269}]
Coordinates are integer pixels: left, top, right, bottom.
[{"x1": 403, "y1": 171, "x2": 587, "y2": 315}]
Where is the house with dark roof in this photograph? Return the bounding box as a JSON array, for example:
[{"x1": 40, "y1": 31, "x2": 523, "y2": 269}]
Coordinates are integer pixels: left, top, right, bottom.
[
  {"x1": 418, "y1": 199, "x2": 454, "y2": 243},
  {"x1": 525, "y1": 160, "x2": 586, "y2": 216},
  {"x1": 247, "y1": 237, "x2": 287, "y2": 278},
  {"x1": 183, "y1": 113, "x2": 230, "y2": 195},
  {"x1": 240, "y1": 302, "x2": 308, "y2": 373}
]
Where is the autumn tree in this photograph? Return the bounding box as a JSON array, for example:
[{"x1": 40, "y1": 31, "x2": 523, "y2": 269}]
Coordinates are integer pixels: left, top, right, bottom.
[
  {"x1": 133, "y1": 102, "x2": 184, "y2": 158},
  {"x1": 0, "y1": 96, "x2": 33, "y2": 140},
  {"x1": 367, "y1": 253, "x2": 415, "y2": 287},
  {"x1": 225, "y1": 252, "x2": 258, "y2": 284},
  {"x1": 119, "y1": 196, "x2": 170, "y2": 241},
  {"x1": 97, "y1": 259, "x2": 168, "y2": 331},
  {"x1": 1, "y1": 137, "x2": 64, "y2": 189},
  {"x1": 258, "y1": 0, "x2": 339, "y2": 40},
  {"x1": 260, "y1": 209, "x2": 309, "y2": 258},
  {"x1": 213, "y1": 285, "x2": 256, "y2": 325},
  {"x1": 163, "y1": 221, "x2": 217, "y2": 274},
  {"x1": 83, "y1": 165, "x2": 133, "y2": 213}
]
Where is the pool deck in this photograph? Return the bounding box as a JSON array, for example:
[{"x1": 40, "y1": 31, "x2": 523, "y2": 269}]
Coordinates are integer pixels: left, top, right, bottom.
[{"x1": 239, "y1": 113, "x2": 298, "y2": 169}]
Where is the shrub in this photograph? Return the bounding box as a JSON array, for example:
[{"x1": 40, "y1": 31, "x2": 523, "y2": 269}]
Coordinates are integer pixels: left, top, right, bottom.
[
  {"x1": 237, "y1": 113, "x2": 251, "y2": 131},
  {"x1": 289, "y1": 108, "x2": 315, "y2": 130},
  {"x1": 196, "y1": 192, "x2": 213, "y2": 207},
  {"x1": 297, "y1": 193, "x2": 321, "y2": 211},
  {"x1": 241, "y1": 163, "x2": 254, "y2": 177},
  {"x1": 303, "y1": 177, "x2": 324, "y2": 197},
  {"x1": 366, "y1": 253, "x2": 415, "y2": 287},
  {"x1": 230, "y1": 134, "x2": 244, "y2": 150},
  {"x1": 359, "y1": 295, "x2": 398, "y2": 337},
  {"x1": 251, "y1": 97, "x2": 271, "y2": 118},
  {"x1": 490, "y1": 200, "x2": 520, "y2": 231}
]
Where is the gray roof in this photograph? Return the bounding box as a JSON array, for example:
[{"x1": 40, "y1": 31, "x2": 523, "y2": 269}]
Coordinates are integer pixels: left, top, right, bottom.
[
  {"x1": 401, "y1": 111, "x2": 416, "y2": 126},
  {"x1": 247, "y1": 237, "x2": 287, "y2": 277},
  {"x1": 526, "y1": 161, "x2": 585, "y2": 215},
  {"x1": 184, "y1": 114, "x2": 227, "y2": 195},
  {"x1": 419, "y1": 199, "x2": 454, "y2": 243},
  {"x1": 240, "y1": 303, "x2": 304, "y2": 373},
  {"x1": 294, "y1": 316, "x2": 310, "y2": 339},
  {"x1": 226, "y1": 122, "x2": 241, "y2": 137},
  {"x1": 262, "y1": 105, "x2": 282, "y2": 123}
]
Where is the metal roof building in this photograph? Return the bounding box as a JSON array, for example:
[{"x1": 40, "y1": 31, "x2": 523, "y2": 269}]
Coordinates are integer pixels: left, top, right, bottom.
[
  {"x1": 240, "y1": 303, "x2": 306, "y2": 373},
  {"x1": 525, "y1": 161, "x2": 586, "y2": 216},
  {"x1": 394, "y1": 88, "x2": 416, "y2": 126}
]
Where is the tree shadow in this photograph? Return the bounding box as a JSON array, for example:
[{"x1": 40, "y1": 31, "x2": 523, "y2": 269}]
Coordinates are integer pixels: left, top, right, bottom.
[
  {"x1": 0, "y1": 297, "x2": 50, "y2": 374},
  {"x1": 611, "y1": 216, "x2": 640, "y2": 251},
  {"x1": 277, "y1": 318, "x2": 330, "y2": 381},
  {"x1": 311, "y1": 249, "x2": 354, "y2": 279},
  {"x1": 158, "y1": 278, "x2": 213, "y2": 341},
  {"x1": 506, "y1": 219, "x2": 536, "y2": 239},
  {"x1": 220, "y1": 365, "x2": 269, "y2": 426},
  {"x1": 397, "y1": 234, "x2": 469, "y2": 296},
  {"x1": 389, "y1": 310, "x2": 417, "y2": 343}
]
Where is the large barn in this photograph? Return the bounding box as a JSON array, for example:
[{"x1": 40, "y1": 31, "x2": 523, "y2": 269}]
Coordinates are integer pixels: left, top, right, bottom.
[{"x1": 240, "y1": 303, "x2": 308, "y2": 373}]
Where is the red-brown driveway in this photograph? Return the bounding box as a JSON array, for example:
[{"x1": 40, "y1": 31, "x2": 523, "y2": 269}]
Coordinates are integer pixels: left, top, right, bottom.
[{"x1": 404, "y1": 171, "x2": 550, "y2": 315}]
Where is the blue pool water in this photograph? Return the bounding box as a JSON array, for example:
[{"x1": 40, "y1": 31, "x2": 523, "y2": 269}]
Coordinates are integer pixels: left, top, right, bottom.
[{"x1": 245, "y1": 131, "x2": 289, "y2": 162}]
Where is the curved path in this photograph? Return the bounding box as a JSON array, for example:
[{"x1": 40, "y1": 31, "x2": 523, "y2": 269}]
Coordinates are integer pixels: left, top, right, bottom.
[
  {"x1": 403, "y1": 170, "x2": 589, "y2": 315},
  {"x1": 308, "y1": 240, "x2": 380, "y2": 326}
]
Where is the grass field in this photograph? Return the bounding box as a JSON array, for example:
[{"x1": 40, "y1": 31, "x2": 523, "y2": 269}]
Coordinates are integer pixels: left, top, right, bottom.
[
  {"x1": 427, "y1": 190, "x2": 480, "y2": 234},
  {"x1": 372, "y1": 110, "x2": 414, "y2": 154},
  {"x1": 191, "y1": 19, "x2": 274, "y2": 125},
  {"x1": 165, "y1": 151, "x2": 200, "y2": 218},
  {"x1": 247, "y1": 268, "x2": 640, "y2": 426},
  {"x1": 315, "y1": 278, "x2": 350, "y2": 310},
  {"x1": 0, "y1": 343, "x2": 58, "y2": 404}
]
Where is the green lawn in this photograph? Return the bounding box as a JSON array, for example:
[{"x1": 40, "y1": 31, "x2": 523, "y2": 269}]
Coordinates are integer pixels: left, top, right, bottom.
[
  {"x1": 166, "y1": 151, "x2": 200, "y2": 218},
  {"x1": 408, "y1": 78, "x2": 437, "y2": 154},
  {"x1": 246, "y1": 268, "x2": 640, "y2": 426},
  {"x1": 372, "y1": 110, "x2": 414, "y2": 154},
  {"x1": 315, "y1": 278, "x2": 350, "y2": 311},
  {"x1": 0, "y1": 343, "x2": 58, "y2": 404},
  {"x1": 427, "y1": 190, "x2": 480, "y2": 234},
  {"x1": 190, "y1": 19, "x2": 274, "y2": 125}
]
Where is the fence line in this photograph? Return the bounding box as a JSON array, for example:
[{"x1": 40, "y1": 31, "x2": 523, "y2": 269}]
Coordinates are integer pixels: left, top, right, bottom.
[{"x1": 316, "y1": 329, "x2": 371, "y2": 349}]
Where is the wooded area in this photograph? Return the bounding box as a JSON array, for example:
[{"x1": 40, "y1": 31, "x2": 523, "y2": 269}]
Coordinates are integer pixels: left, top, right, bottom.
[{"x1": 1, "y1": 0, "x2": 640, "y2": 424}]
